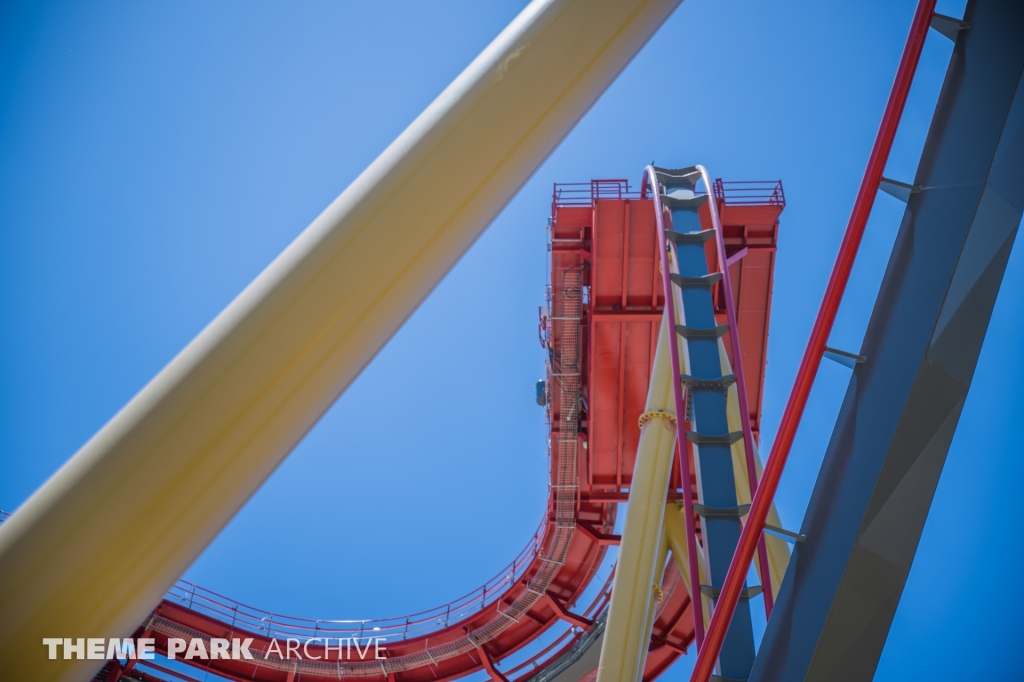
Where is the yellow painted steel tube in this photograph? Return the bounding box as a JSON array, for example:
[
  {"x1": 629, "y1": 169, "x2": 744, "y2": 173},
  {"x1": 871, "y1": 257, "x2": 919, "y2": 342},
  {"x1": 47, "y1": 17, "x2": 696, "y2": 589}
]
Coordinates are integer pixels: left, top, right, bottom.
[
  {"x1": 596, "y1": 315, "x2": 678, "y2": 682},
  {"x1": 639, "y1": 531, "x2": 670, "y2": 671},
  {"x1": 0, "y1": 1, "x2": 683, "y2": 679},
  {"x1": 663, "y1": 502, "x2": 710, "y2": 630}
]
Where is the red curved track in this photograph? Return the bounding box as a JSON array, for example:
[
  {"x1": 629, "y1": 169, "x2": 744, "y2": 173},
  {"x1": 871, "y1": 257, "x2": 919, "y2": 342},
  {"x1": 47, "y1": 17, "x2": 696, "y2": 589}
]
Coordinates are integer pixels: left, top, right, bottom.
[{"x1": 83, "y1": 177, "x2": 783, "y2": 682}]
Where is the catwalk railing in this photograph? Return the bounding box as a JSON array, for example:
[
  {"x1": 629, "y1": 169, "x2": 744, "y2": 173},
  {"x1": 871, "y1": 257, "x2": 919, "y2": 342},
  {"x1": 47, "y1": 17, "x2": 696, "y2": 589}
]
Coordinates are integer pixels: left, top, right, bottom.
[
  {"x1": 551, "y1": 179, "x2": 643, "y2": 210},
  {"x1": 165, "y1": 520, "x2": 545, "y2": 643},
  {"x1": 712, "y1": 179, "x2": 785, "y2": 207}
]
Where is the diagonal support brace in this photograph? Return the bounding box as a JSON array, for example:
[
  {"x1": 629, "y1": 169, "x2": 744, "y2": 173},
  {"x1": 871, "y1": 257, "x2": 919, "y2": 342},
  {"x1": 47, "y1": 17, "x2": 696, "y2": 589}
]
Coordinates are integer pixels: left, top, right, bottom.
[
  {"x1": 544, "y1": 592, "x2": 594, "y2": 629},
  {"x1": 476, "y1": 645, "x2": 509, "y2": 682},
  {"x1": 930, "y1": 12, "x2": 970, "y2": 41}
]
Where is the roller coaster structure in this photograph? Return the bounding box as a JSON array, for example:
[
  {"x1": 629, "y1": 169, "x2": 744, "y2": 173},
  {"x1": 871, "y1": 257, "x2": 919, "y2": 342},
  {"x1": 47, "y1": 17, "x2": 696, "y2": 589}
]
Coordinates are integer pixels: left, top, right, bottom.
[{"x1": 1, "y1": 1, "x2": 1022, "y2": 682}]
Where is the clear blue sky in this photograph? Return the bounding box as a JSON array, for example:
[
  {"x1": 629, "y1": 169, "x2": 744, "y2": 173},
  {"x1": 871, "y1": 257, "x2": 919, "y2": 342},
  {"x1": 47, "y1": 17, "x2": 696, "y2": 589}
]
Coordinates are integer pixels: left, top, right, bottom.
[{"x1": 2, "y1": 0, "x2": 1021, "y2": 680}]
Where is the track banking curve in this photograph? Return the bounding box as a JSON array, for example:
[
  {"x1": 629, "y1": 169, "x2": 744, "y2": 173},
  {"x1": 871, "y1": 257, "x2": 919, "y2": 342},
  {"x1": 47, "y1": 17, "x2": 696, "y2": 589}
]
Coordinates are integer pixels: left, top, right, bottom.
[{"x1": 1, "y1": 175, "x2": 782, "y2": 682}]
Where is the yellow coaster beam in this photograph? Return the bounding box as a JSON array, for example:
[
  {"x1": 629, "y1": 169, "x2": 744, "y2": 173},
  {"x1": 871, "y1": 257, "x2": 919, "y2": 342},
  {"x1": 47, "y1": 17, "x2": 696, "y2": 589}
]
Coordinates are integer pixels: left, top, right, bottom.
[
  {"x1": 598, "y1": 308, "x2": 791, "y2": 682},
  {"x1": 0, "y1": 1, "x2": 682, "y2": 679},
  {"x1": 663, "y1": 502, "x2": 710, "y2": 630},
  {"x1": 597, "y1": 315, "x2": 679, "y2": 682}
]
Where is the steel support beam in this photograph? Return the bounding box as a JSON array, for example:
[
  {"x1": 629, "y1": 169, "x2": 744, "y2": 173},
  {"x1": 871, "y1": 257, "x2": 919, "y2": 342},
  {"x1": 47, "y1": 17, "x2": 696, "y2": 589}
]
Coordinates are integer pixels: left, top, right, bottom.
[
  {"x1": 597, "y1": 316, "x2": 679, "y2": 682},
  {"x1": 750, "y1": 1, "x2": 1024, "y2": 680},
  {"x1": 0, "y1": 1, "x2": 685, "y2": 680},
  {"x1": 479, "y1": 646, "x2": 511, "y2": 682},
  {"x1": 546, "y1": 593, "x2": 595, "y2": 629}
]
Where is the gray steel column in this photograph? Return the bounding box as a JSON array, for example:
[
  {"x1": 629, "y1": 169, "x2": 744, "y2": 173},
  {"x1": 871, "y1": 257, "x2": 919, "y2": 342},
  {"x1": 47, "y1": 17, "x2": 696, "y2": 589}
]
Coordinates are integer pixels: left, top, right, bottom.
[{"x1": 750, "y1": 0, "x2": 1024, "y2": 680}]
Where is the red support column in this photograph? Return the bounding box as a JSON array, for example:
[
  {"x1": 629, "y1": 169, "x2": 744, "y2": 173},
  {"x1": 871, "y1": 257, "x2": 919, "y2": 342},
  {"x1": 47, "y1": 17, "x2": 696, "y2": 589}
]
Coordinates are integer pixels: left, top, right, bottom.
[
  {"x1": 544, "y1": 592, "x2": 595, "y2": 629},
  {"x1": 477, "y1": 646, "x2": 510, "y2": 682}
]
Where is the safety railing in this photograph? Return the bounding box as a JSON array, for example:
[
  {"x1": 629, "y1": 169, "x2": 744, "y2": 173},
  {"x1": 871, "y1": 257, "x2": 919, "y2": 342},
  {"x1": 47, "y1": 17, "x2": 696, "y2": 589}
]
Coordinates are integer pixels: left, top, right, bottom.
[
  {"x1": 712, "y1": 179, "x2": 786, "y2": 207},
  {"x1": 551, "y1": 179, "x2": 643, "y2": 210},
  {"x1": 163, "y1": 517, "x2": 546, "y2": 643}
]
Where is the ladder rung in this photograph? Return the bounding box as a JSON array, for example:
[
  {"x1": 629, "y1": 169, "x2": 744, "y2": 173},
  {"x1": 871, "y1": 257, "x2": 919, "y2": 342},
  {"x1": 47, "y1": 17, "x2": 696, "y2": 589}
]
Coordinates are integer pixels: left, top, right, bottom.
[
  {"x1": 665, "y1": 229, "x2": 716, "y2": 246},
  {"x1": 675, "y1": 324, "x2": 729, "y2": 339},
  {"x1": 653, "y1": 165, "x2": 700, "y2": 184},
  {"x1": 680, "y1": 373, "x2": 736, "y2": 391},
  {"x1": 686, "y1": 430, "x2": 743, "y2": 445},
  {"x1": 765, "y1": 523, "x2": 806, "y2": 543},
  {"x1": 699, "y1": 584, "x2": 763, "y2": 600},
  {"x1": 693, "y1": 503, "x2": 750, "y2": 518},
  {"x1": 661, "y1": 194, "x2": 708, "y2": 209},
  {"x1": 671, "y1": 272, "x2": 722, "y2": 288}
]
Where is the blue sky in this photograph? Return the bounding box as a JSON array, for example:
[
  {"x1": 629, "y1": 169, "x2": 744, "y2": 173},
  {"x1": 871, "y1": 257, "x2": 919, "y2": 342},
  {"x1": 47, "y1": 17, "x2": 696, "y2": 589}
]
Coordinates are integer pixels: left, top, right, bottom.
[{"x1": 2, "y1": 0, "x2": 1021, "y2": 680}]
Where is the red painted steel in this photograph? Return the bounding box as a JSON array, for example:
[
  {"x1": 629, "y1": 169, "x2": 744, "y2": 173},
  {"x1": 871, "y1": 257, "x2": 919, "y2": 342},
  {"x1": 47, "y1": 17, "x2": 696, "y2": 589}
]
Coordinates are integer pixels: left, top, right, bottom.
[
  {"x1": 687, "y1": 2, "x2": 938, "y2": 681},
  {"x1": 583, "y1": 186, "x2": 662, "y2": 491},
  {"x1": 715, "y1": 196, "x2": 782, "y2": 443}
]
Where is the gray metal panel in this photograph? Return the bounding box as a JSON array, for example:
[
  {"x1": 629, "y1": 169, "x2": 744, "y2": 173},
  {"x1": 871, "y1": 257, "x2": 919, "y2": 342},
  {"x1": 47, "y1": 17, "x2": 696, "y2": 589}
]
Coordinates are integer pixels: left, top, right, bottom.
[{"x1": 749, "y1": 1, "x2": 1024, "y2": 680}]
